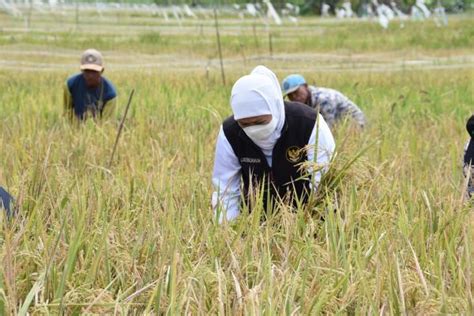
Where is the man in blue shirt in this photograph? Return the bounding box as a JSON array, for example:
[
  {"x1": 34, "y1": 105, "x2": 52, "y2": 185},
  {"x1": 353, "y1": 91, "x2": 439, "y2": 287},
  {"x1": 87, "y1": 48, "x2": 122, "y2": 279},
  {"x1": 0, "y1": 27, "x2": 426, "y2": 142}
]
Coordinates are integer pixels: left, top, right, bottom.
[{"x1": 64, "y1": 49, "x2": 117, "y2": 121}]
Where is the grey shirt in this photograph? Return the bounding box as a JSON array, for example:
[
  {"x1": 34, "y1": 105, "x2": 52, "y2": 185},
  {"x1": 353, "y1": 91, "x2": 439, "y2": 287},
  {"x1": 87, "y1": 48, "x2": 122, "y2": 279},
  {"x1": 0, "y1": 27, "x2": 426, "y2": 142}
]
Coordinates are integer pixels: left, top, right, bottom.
[{"x1": 308, "y1": 86, "x2": 366, "y2": 129}]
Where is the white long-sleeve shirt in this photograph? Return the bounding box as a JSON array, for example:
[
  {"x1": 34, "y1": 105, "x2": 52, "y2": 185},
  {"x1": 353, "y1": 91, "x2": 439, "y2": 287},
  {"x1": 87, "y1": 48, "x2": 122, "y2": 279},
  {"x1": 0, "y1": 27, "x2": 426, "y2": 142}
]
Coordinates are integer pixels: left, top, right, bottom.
[{"x1": 211, "y1": 114, "x2": 336, "y2": 222}]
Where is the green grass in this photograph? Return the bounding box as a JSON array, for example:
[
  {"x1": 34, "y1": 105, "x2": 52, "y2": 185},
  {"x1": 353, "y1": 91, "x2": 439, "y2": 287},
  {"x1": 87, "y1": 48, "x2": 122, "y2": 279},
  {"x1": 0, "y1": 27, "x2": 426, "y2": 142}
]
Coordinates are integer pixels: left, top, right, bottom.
[
  {"x1": 0, "y1": 9, "x2": 473, "y2": 315},
  {"x1": 1, "y1": 12, "x2": 473, "y2": 56}
]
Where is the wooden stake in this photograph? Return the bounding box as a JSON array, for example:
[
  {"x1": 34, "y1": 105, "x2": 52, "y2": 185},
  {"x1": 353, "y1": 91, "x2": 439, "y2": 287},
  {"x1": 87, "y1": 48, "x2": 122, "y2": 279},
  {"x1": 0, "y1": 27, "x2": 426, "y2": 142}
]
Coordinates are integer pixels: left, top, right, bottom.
[
  {"x1": 268, "y1": 31, "x2": 273, "y2": 57},
  {"x1": 252, "y1": 22, "x2": 259, "y2": 49},
  {"x1": 214, "y1": 7, "x2": 226, "y2": 86},
  {"x1": 75, "y1": 0, "x2": 79, "y2": 32},
  {"x1": 108, "y1": 89, "x2": 135, "y2": 169}
]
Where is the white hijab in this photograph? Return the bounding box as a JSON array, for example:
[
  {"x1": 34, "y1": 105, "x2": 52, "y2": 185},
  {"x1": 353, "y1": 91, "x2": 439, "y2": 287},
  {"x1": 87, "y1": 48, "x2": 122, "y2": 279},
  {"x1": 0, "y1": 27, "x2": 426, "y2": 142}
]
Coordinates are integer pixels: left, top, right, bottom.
[{"x1": 230, "y1": 65, "x2": 285, "y2": 158}]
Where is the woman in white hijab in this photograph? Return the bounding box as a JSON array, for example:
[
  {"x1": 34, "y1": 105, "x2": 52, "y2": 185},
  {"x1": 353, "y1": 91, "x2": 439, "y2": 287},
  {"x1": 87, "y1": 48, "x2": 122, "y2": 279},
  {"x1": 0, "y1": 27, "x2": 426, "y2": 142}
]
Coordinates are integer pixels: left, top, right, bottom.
[{"x1": 211, "y1": 65, "x2": 335, "y2": 223}]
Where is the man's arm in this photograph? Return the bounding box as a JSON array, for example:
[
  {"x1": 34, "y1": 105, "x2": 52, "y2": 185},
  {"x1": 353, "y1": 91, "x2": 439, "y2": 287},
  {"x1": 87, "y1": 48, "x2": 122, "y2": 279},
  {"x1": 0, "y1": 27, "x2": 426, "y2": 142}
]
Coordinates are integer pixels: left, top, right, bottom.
[
  {"x1": 306, "y1": 114, "x2": 336, "y2": 190},
  {"x1": 464, "y1": 140, "x2": 474, "y2": 199},
  {"x1": 211, "y1": 126, "x2": 242, "y2": 223},
  {"x1": 335, "y1": 92, "x2": 367, "y2": 128},
  {"x1": 63, "y1": 82, "x2": 74, "y2": 120},
  {"x1": 100, "y1": 97, "x2": 117, "y2": 120}
]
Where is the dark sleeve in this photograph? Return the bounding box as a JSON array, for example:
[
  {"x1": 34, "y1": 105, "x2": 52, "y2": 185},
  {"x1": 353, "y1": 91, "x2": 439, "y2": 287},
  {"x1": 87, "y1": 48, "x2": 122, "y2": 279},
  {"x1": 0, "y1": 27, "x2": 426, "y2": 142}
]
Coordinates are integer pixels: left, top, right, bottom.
[
  {"x1": 464, "y1": 139, "x2": 474, "y2": 199},
  {"x1": 63, "y1": 81, "x2": 74, "y2": 120}
]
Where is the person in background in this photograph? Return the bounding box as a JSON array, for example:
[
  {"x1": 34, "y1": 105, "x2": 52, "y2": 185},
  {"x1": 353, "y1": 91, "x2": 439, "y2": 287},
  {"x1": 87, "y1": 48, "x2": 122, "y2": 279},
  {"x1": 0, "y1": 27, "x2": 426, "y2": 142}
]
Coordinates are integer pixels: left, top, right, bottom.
[
  {"x1": 464, "y1": 114, "x2": 474, "y2": 200},
  {"x1": 211, "y1": 66, "x2": 335, "y2": 223},
  {"x1": 64, "y1": 49, "x2": 117, "y2": 122},
  {"x1": 281, "y1": 74, "x2": 366, "y2": 129},
  {"x1": 0, "y1": 186, "x2": 14, "y2": 218}
]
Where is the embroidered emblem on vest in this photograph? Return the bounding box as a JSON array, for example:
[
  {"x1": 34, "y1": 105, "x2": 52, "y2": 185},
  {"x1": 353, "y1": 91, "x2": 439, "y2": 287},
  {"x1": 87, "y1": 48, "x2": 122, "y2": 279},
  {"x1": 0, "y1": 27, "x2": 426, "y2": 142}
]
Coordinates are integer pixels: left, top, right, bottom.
[
  {"x1": 286, "y1": 146, "x2": 302, "y2": 163},
  {"x1": 241, "y1": 157, "x2": 261, "y2": 164}
]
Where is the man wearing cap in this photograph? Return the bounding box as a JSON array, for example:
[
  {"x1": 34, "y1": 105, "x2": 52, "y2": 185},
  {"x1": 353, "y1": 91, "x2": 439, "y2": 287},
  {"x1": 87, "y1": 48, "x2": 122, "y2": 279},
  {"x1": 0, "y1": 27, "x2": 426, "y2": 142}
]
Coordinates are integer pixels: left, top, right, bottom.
[
  {"x1": 281, "y1": 74, "x2": 366, "y2": 129},
  {"x1": 64, "y1": 49, "x2": 117, "y2": 121},
  {"x1": 463, "y1": 115, "x2": 474, "y2": 200}
]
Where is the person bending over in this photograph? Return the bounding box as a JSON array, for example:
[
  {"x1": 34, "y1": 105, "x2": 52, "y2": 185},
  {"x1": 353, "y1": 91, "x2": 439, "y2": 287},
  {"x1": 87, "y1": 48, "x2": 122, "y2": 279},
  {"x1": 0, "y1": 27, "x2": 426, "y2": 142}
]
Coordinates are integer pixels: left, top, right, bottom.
[
  {"x1": 64, "y1": 49, "x2": 117, "y2": 122},
  {"x1": 212, "y1": 66, "x2": 336, "y2": 223},
  {"x1": 281, "y1": 74, "x2": 366, "y2": 129}
]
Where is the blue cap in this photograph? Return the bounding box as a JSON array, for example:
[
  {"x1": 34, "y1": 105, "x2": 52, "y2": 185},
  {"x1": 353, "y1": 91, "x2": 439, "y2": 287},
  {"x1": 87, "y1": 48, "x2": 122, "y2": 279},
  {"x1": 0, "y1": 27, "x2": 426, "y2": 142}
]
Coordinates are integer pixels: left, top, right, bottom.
[{"x1": 281, "y1": 74, "x2": 306, "y2": 96}]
